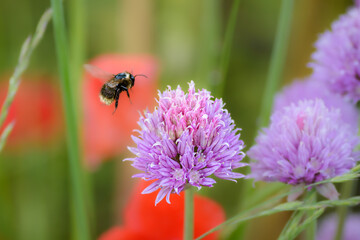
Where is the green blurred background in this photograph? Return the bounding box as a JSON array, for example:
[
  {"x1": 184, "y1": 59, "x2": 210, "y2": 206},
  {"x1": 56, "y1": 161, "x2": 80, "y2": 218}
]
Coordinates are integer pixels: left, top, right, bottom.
[{"x1": 0, "y1": 0, "x2": 354, "y2": 239}]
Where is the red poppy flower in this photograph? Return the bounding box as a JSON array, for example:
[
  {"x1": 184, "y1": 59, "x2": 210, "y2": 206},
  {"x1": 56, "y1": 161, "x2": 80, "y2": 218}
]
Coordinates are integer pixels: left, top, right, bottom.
[
  {"x1": 0, "y1": 77, "x2": 63, "y2": 149},
  {"x1": 82, "y1": 54, "x2": 159, "y2": 169},
  {"x1": 99, "y1": 180, "x2": 225, "y2": 240}
]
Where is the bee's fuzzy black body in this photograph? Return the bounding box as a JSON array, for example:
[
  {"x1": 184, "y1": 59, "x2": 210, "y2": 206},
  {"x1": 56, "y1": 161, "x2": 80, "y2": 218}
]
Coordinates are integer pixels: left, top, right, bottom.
[{"x1": 99, "y1": 72, "x2": 135, "y2": 113}]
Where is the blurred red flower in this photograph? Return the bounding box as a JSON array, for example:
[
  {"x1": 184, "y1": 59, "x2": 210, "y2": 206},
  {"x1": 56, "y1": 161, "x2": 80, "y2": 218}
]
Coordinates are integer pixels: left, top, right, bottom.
[
  {"x1": 0, "y1": 77, "x2": 63, "y2": 149},
  {"x1": 99, "y1": 180, "x2": 225, "y2": 240},
  {"x1": 82, "y1": 54, "x2": 159, "y2": 169}
]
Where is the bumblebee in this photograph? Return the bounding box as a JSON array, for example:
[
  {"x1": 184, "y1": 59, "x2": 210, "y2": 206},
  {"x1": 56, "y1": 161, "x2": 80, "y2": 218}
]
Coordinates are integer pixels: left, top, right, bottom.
[{"x1": 85, "y1": 64, "x2": 147, "y2": 113}]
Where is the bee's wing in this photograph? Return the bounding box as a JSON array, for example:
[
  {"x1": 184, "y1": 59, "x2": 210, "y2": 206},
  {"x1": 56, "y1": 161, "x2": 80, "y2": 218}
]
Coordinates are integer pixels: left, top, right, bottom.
[
  {"x1": 106, "y1": 79, "x2": 120, "y2": 88},
  {"x1": 84, "y1": 64, "x2": 114, "y2": 82}
]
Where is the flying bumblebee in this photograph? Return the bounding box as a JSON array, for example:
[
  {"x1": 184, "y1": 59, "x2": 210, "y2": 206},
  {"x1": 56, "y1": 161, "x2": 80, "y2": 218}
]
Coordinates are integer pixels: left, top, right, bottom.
[{"x1": 85, "y1": 64, "x2": 147, "y2": 113}]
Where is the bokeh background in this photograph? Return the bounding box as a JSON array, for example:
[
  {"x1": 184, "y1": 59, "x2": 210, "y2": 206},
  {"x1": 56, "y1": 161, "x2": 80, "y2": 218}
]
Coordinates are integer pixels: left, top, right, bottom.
[{"x1": 0, "y1": 0, "x2": 355, "y2": 239}]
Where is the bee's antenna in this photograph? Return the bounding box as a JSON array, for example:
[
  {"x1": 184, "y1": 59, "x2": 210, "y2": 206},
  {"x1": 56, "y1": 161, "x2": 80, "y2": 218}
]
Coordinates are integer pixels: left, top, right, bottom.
[{"x1": 134, "y1": 74, "x2": 148, "y2": 78}]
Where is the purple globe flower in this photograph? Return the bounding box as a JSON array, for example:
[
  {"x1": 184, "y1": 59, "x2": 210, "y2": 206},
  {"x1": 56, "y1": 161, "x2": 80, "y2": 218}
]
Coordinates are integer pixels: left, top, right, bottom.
[
  {"x1": 248, "y1": 99, "x2": 359, "y2": 200},
  {"x1": 309, "y1": 6, "x2": 360, "y2": 102},
  {"x1": 126, "y1": 81, "x2": 246, "y2": 205},
  {"x1": 317, "y1": 213, "x2": 360, "y2": 240},
  {"x1": 274, "y1": 77, "x2": 359, "y2": 129}
]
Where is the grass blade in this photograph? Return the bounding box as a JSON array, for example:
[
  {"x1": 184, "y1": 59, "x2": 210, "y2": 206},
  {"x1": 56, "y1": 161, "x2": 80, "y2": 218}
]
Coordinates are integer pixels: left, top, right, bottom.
[
  {"x1": 0, "y1": 122, "x2": 15, "y2": 152},
  {"x1": 0, "y1": 9, "x2": 52, "y2": 150},
  {"x1": 278, "y1": 208, "x2": 324, "y2": 240},
  {"x1": 258, "y1": 0, "x2": 294, "y2": 127},
  {"x1": 196, "y1": 194, "x2": 360, "y2": 240},
  {"x1": 213, "y1": 0, "x2": 241, "y2": 97}
]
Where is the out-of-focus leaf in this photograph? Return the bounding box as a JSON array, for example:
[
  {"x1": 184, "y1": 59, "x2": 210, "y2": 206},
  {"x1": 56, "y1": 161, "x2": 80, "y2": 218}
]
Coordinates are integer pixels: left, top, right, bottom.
[
  {"x1": 278, "y1": 208, "x2": 324, "y2": 240},
  {"x1": 196, "y1": 196, "x2": 360, "y2": 240}
]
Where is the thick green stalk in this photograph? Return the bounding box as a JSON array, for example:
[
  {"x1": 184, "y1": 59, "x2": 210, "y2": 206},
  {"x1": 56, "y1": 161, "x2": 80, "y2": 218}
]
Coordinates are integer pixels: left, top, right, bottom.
[
  {"x1": 50, "y1": 0, "x2": 90, "y2": 239},
  {"x1": 334, "y1": 181, "x2": 355, "y2": 240},
  {"x1": 258, "y1": 0, "x2": 294, "y2": 128},
  {"x1": 68, "y1": 0, "x2": 96, "y2": 234},
  {"x1": 212, "y1": 0, "x2": 241, "y2": 97},
  {"x1": 305, "y1": 190, "x2": 317, "y2": 240},
  {"x1": 69, "y1": 0, "x2": 86, "y2": 105},
  {"x1": 184, "y1": 188, "x2": 194, "y2": 240}
]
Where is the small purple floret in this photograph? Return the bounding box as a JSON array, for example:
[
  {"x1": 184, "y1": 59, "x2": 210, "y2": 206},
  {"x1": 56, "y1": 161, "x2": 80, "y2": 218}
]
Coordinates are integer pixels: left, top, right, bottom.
[
  {"x1": 248, "y1": 99, "x2": 359, "y2": 200},
  {"x1": 126, "y1": 81, "x2": 246, "y2": 205}
]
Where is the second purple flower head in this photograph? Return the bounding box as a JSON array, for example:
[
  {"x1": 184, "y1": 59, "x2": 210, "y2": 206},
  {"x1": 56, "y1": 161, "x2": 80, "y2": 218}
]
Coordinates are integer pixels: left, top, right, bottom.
[
  {"x1": 249, "y1": 99, "x2": 359, "y2": 200},
  {"x1": 126, "y1": 81, "x2": 246, "y2": 205},
  {"x1": 309, "y1": 5, "x2": 360, "y2": 102}
]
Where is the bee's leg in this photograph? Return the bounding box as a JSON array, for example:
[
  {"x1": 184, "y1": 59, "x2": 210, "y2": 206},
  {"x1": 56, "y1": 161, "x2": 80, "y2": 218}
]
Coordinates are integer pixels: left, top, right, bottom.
[
  {"x1": 113, "y1": 88, "x2": 121, "y2": 114},
  {"x1": 120, "y1": 86, "x2": 130, "y2": 98},
  {"x1": 120, "y1": 86, "x2": 132, "y2": 103}
]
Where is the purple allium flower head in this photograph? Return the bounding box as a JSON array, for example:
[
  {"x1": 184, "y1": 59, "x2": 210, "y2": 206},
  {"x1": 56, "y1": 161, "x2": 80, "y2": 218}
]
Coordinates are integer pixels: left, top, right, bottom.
[
  {"x1": 317, "y1": 213, "x2": 360, "y2": 240},
  {"x1": 274, "y1": 77, "x2": 359, "y2": 129},
  {"x1": 126, "y1": 81, "x2": 246, "y2": 205},
  {"x1": 248, "y1": 99, "x2": 359, "y2": 200},
  {"x1": 309, "y1": 6, "x2": 360, "y2": 102}
]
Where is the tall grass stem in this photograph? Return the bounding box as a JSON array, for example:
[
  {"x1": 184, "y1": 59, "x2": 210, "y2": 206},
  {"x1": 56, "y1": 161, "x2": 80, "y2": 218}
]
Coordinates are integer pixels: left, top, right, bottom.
[
  {"x1": 50, "y1": 0, "x2": 90, "y2": 239},
  {"x1": 198, "y1": 0, "x2": 220, "y2": 90},
  {"x1": 258, "y1": 0, "x2": 294, "y2": 128},
  {"x1": 213, "y1": 0, "x2": 241, "y2": 97},
  {"x1": 236, "y1": 0, "x2": 294, "y2": 238},
  {"x1": 68, "y1": 0, "x2": 96, "y2": 234}
]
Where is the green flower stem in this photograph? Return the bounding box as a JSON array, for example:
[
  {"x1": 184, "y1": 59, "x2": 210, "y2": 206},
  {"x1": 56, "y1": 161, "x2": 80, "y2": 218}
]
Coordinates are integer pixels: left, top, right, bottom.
[
  {"x1": 278, "y1": 210, "x2": 306, "y2": 239},
  {"x1": 50, "y1": 0, "x2": 90, "y2": 239},
  {"x1": 335, "y1": 181, "x2": 355, "y2": 240},
  {"x1": 258, "y1": 0, "x2": 294, "y2": 128},
  {"x1": 184, "y1": 187, "x2": 194, "y2": 240},
  {"x1": 212, "y1": 0, "x2": 241, "y2": 97},
  {"x1": 305, "y1": 190, "x2": 317, "y2": 240}
]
